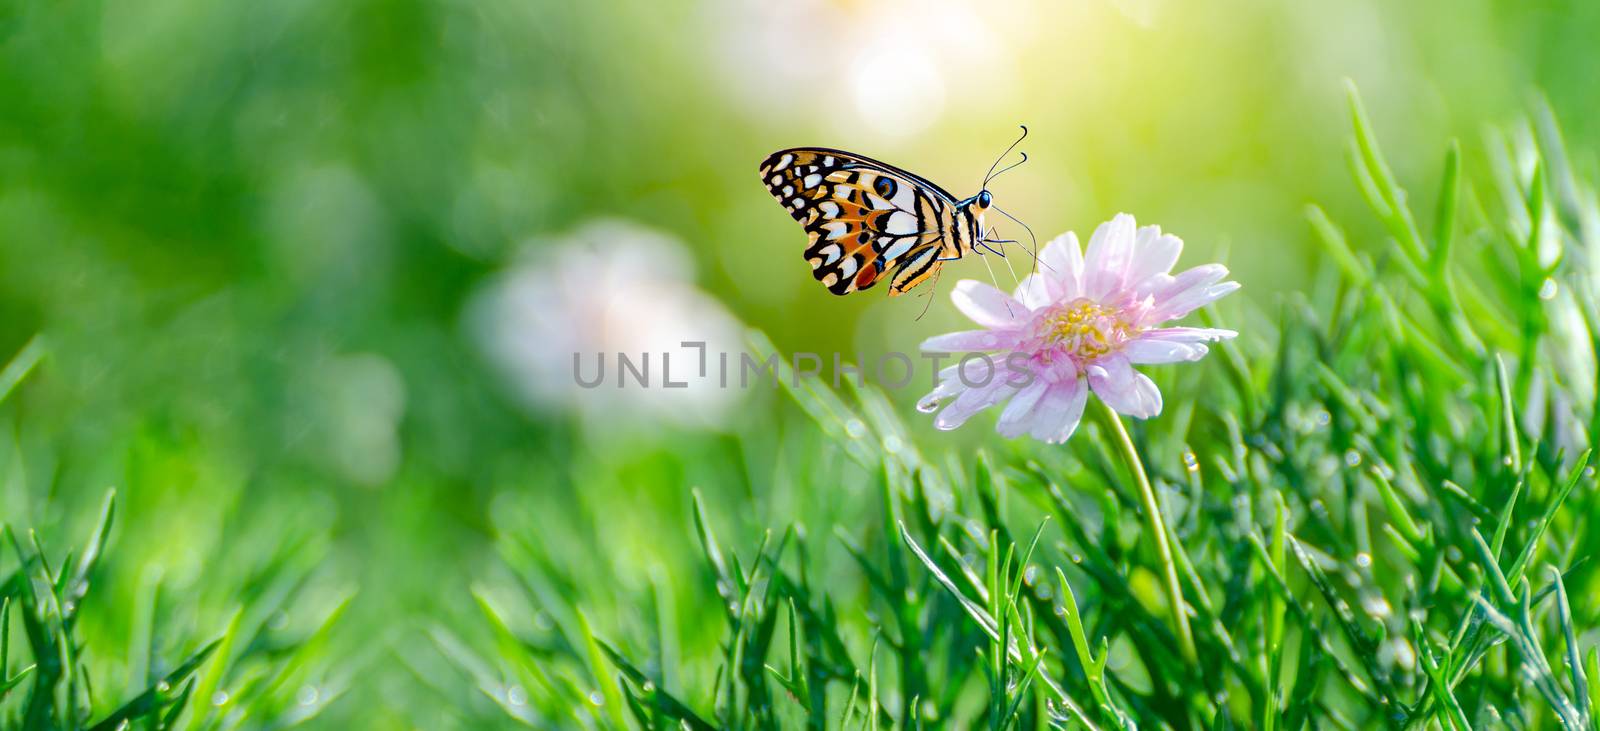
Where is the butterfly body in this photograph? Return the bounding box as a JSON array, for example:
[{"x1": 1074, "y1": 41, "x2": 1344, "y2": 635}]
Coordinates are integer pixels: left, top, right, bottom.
[{"x1": 760, "y1": 148, "x2": 992, "y2": 296}]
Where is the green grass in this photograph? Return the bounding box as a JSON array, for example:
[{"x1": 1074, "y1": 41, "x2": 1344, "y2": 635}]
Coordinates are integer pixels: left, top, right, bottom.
[
  {"x1": 458, "y1": 87, "x2": 1600, "y2": 729},
  {"x1": 0, "y1": 342, "x2": 350, "y2": 729}
]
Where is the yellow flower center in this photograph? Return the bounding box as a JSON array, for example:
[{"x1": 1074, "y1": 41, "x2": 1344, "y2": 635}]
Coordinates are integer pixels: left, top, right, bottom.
[{"x1": 1042, "y1": 298, "x2": 1131, "y2": 362}]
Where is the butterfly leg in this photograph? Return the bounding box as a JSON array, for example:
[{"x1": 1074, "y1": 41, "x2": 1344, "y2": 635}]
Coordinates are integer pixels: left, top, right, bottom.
[
  {"x1": 978, "y1": 226, "x2": 1016, "y2": 257},
  {"x1": 977, "y1": 227, "x2": 1026, "y2": 305},
  {"x1": 974, "y1": 244, "x2": 1021, "y2": 319},
  {"x1": 977, "y1": 241, "x2": 1013, "y2": 257},
  {"x1": 915, "y1": 264, "x2": 944, "y2": 321},
  {"x1": 991, "y1": 205, "x2": 1049, "y2": 282}
]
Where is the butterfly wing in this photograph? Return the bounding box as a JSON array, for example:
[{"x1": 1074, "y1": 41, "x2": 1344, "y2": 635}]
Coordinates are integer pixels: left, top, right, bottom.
[{"x1": 760, "y1": 148, "x2": 957, "y2": 296}]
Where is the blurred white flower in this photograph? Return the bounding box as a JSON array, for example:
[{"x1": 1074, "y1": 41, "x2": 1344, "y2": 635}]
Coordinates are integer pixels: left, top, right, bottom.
[{"x1": 470, "y1": 219, "x2": 744, "y2": 428}]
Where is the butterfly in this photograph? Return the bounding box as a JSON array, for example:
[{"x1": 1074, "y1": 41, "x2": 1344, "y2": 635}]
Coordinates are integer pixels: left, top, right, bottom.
[{"x1": 759, "y1": 128, "x2": 1030, "y2": 297}]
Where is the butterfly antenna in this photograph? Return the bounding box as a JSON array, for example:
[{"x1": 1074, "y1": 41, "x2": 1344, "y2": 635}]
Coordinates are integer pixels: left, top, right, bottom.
[
  {"x1": 981, "y1": 125, "x2": 1029, "y2": 189},
  {"x1": 986, "y1": 152, "x2": 1029, "y2": 185}
]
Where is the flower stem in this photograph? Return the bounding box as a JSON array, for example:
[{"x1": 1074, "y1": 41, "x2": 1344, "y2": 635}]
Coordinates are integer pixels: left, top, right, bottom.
[{"x1": 1102, "y1": 402, "x2": 1197, "y2": 663}]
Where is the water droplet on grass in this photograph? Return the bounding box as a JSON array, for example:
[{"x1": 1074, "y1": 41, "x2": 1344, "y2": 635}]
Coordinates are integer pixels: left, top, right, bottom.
[
  {"x1": 508, "y1": 685, "x2": 528, "y2": 706},
  {"x1": 1538, "y1": 278, "x2": 1558, "y2": 300},
  {"x1": 1182, "y1": 451, "x2": 1199, "y2": 472},
  {"x1": 212, "y1": 690, "x2": 229, "y2": 707},
  {"x1": 1355, "y1": 552, "x2": 1372, "y2": 568},
  {"x1": 1344, "y1": 450, "x2": 1362, "y2": 467},
  {"x1": 845, "y1": 419, "x2": 867, "y2": 438},
  {"x1": 297, "y1": 685, "x2": 319, "y2": 706}
]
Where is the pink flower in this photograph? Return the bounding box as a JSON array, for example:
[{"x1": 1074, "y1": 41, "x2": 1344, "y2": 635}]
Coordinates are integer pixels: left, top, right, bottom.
[{"x1": 917, "y1": 213, "x2": 1239, "y2": 443}]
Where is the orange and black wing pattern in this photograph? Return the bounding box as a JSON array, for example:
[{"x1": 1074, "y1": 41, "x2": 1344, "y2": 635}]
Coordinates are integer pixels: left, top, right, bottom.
[{"x1": 760, "y1": 148, "x2": 954, "y2": 296}]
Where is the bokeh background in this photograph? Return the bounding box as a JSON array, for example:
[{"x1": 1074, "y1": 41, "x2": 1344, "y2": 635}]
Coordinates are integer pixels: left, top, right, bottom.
[{"x1": 0, "y1": 0, "x2": 1597, "y2": 726}]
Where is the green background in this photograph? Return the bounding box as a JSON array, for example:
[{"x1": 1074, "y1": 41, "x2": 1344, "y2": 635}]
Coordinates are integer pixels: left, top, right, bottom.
[{"x1": 1, "y1": 0, "x2": 1597, "y2": 726}]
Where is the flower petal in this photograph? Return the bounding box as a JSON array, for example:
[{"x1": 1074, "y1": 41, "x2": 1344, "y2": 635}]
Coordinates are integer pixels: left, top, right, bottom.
[
  {"x1": 951, "y1": 280, "x2": 1025, "y2": 328},
  {"x1": 1140, "y1": 326, "x2": 1237, "y2": 343},
  {"x1": 1012, "y1": 273, "x2": 1058, "y2": 310},
  {"x1": 1161, "y1": 264, "x2": 1227, "y2": 293},
  {"x1": 934, "y1": 378, "x2": 1016, "y2": 431},
  {"x1": 1083, "y1": 214, "x2": 1137, "y2": 300},
  {"x1": 921, "y1": 329, "x2": 1022, "y2": 353},
  {"x1": 1029, "y1": 378, "x2": 1089, "y2": 443},
  {"x1": 1123, "y1": 338, "x2": 1209, "y2": 364},
  {"x1": 995, "y1": 377, "x2": 1050, "y2": 438},
  {"x1": 1122, "y1": 326, "x2": 1236, "y2": 363},
  {"x1": 1086, "y1": 355, "x2": 1163, "y2": 418},
  {"x1": 916, "y1": 363, "x2": 973, "y2": 411},
  {"x1": 1146, "y1": 264, "x2": 1238, "y2": 323},
  {"x1": 1126, "y1": 226, "x2": 1182, "y2": 284},
  {"x1": 1035, "y1": 355, "x2": 1079, "y2": 386},
  {"x1": 1161, "y1": 282, "x2": 1240, "y2": 322},
  {"x1": 1039, "y1": 232, "x2": 1084, "y2": 300}
]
